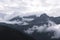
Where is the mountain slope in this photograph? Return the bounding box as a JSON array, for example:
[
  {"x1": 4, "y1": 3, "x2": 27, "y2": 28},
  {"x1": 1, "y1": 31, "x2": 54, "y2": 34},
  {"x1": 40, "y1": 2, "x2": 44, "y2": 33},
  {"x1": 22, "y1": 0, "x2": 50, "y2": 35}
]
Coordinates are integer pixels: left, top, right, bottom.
[
  {"x1": 3, "y1": 13, "x2": 60, "y2": 40},
  {"x1": 0, "y1": 23, "x2": 36, "y2": 40},
  {"x1": 9, "y1": 16, "x2": 22, "y2": 21},
  {"x1": 29, "y1": 13, "x2": 60, "y2": 26}
]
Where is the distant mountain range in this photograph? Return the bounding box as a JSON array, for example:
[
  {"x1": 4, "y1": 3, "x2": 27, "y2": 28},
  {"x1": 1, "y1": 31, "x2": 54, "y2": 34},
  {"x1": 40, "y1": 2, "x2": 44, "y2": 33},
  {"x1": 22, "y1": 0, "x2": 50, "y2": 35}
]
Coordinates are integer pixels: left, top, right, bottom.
[
  {"x1": 0, "y1": 13, "x2": 60, "y2": 40},
  {"x1": 9, "y1": 13, "x2": 60, "y2": 25}
]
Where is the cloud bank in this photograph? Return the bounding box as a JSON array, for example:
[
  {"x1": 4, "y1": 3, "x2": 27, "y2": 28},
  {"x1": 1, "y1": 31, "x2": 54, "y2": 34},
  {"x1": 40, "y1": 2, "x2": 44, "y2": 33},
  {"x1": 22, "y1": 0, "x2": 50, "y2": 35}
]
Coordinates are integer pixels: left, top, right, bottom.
[
  {"x1": 0, "y1": 0, "x2": 60, "y2": 20},
  {"x1": 24, "y1": 20, "x2": 60, "y2": 39}
]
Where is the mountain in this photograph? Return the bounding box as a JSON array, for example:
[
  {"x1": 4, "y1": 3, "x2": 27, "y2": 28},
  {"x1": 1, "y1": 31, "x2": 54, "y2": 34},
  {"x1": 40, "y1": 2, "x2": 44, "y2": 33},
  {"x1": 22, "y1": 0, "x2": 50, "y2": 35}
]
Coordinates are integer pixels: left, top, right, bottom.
[
  {"x1": 0, "y1": 23, "x2": 35, "y2": 40},
  {"x1": 23, "y1": 15, "x2": 36, "y2": 18},
  {"x1": 40, "y1": 13, "x2": 49, "y2": 19},
  {"x1": 8, "y1": 13, "x2": 60, "y2": 27},
  {"x1": 0, "y1": 21, "x2": 59, "y2": 40},
  {"x1": 50, "y1": 17, "x2": 60, "y2": 24},
  {"x1": 29, "y1": 14, "x2": 49, "y2": 26},
  {"x1": 29, "y1": 13, "x2": 60, "y2": 26},
  {"x1": 9, "y1": 16, "x2": 22, "y2": 21},
  {"x1": 9, "y1": 14, "x2": 49, "y2": 26},
  {"x1": 3, "y1": 13, "x2": 60, "y2": 40},
  {"x1": 22, "y1": 14, "x2": 60, "y2": 40},
  {"x1": 9, "y1": 15, "x2": 35, "y2": 25}
]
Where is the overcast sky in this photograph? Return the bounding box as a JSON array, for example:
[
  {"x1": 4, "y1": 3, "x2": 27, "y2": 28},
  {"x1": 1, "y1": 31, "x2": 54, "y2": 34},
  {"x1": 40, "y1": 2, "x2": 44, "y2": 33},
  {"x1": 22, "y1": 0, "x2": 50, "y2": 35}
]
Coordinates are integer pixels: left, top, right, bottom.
[{"x1": 0, "y1": 0, "x2": 60, "y2": 19}]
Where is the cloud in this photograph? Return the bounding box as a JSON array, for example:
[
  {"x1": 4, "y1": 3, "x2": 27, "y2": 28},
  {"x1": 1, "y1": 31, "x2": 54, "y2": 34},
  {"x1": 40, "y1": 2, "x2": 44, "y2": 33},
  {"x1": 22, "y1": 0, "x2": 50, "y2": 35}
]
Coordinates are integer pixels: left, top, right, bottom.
[
  {"x1": 24, "y1": 20, "x2": 60, "y2": 39},
  {"x1": 0, "y1": 0, "x2": 60, "y2": 19},
  {"x1": 0, "y1": 20, "x2": 23, "y2": 24},
  {"x1": 23, "y1": 18, "x2": 34, "y2": 21},
  {"x1": 46, "y1": 24, "x2": 60, "y2": 39},
  {"x1": 22, "y1": 22, "x2": 29, "y2": 25}
]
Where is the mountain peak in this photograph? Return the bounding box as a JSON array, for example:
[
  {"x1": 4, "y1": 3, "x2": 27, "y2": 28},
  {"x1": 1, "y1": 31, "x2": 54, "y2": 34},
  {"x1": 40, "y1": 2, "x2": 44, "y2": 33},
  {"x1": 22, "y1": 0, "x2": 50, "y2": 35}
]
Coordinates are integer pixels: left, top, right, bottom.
[
  {"x1": 9, "y1": 16, "x2": 22, "y2": 21},
  {"x1": 40, "y1": 13, "x2": 49, "y2": 19}
]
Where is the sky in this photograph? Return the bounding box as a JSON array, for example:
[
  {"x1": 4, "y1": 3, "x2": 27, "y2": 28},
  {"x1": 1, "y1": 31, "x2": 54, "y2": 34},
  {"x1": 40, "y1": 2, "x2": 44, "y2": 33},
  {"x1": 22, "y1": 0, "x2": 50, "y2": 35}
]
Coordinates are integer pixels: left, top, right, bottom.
[{"x1": 0, "y1": 0, "x2": 60, "y2": 19}]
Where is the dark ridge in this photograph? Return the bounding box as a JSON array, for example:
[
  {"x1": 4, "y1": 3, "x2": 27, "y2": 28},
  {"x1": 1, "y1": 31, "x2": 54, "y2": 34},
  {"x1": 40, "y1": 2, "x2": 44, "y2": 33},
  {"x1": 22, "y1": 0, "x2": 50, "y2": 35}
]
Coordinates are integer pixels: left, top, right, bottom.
[
  {"x1": 29, "y1": 13, "x2": 49, "y2": 25},
  {"x1": 0, "y1": 24, "x2": 35, "y2": 40},
  {"x1": 40, "y1": 13, "x2": 49, "y2": 18},
  {"x1": 50, "y1": 17, "x2": 60, "y2": 24},
  {"x1": 28, "y1": 13, "x2": 60, "y2": 26},
  {"x1": 9, "y1": 16, "x2": 22, "y2": 21},
  {"x1": 3, "y1": 13, "x2": 60, "y2": 40},
  {"x1": 23, "y1": 15, "x2": 36, "y2": 18}
]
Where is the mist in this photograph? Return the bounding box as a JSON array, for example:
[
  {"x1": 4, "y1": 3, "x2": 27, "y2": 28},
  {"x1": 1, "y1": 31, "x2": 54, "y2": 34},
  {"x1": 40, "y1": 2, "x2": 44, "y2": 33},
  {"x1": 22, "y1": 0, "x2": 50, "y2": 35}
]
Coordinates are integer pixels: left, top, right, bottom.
[{"x1": 24, "y1": 20, "x2": 60, "y2": 39}]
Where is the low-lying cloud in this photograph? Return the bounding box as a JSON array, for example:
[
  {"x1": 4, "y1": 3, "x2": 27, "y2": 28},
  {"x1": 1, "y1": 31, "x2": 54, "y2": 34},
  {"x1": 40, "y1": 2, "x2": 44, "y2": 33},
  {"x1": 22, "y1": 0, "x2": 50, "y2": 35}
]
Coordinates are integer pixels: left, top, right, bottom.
[{"x1": 24, "y1": 20, "x2": 60, "y2": 39}]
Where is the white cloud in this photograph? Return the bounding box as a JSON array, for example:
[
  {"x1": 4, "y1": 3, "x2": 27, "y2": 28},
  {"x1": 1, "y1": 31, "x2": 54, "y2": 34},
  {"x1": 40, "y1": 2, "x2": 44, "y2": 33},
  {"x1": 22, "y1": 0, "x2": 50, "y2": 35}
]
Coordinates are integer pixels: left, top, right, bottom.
[
  {"x1": 46, "y1": 24, "x2": 60, "y2": 39},
  {"x1": 22, "y1": 22, "x2": 29, "y2": 25},
  {"x1": 23, "y1": 18, "x2": 34, "y2": 22},
  {"x1": 0, "y1": 20, "x2": 22, "y2": 24},
  {"x1": 24, "y1": 20, "x2": 60, "y2": 39},
  {"x1": 0, "y1": 0, "x2": 60, "y2": 19}
]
